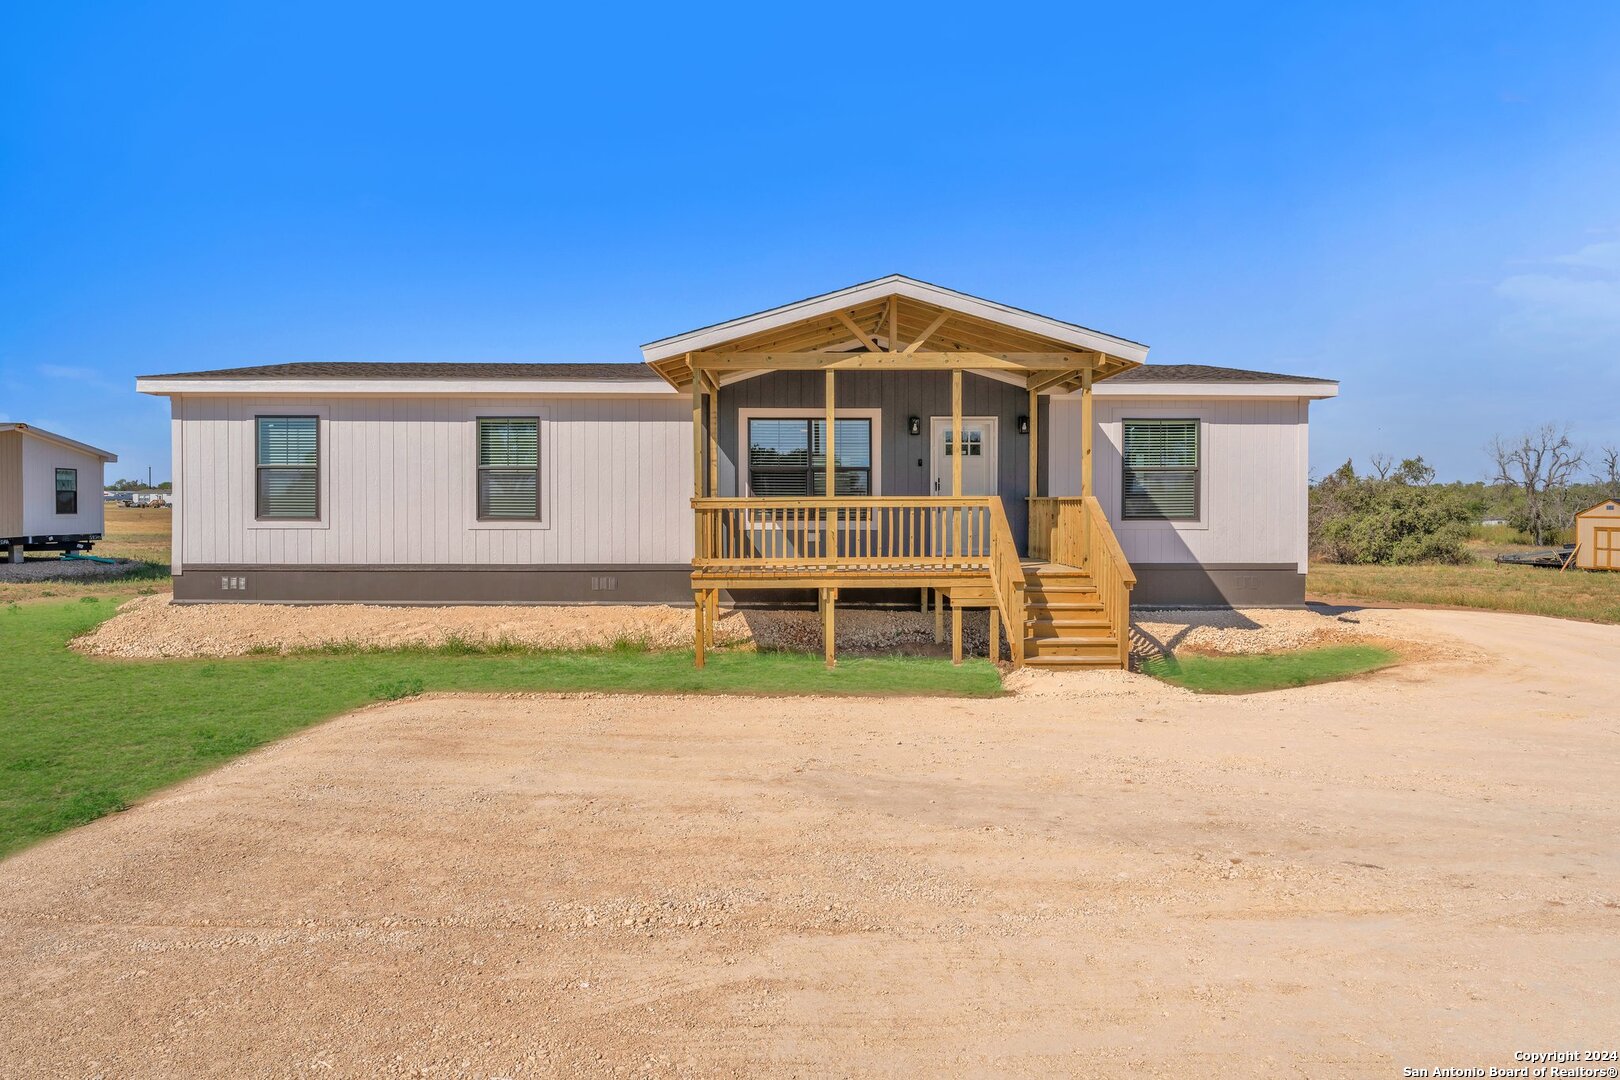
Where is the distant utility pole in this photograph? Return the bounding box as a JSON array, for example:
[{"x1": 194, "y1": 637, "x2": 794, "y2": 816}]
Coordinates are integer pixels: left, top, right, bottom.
[{"x1": 148, "y1": 466, "x2": 152, "y2": 489}]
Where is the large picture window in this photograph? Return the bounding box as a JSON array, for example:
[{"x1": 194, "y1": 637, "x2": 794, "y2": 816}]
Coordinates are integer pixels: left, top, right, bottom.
[
  {"x1": 256, "y1": 416, "x2": 320, "y2": 520},
  {"x1": 747, "y1": 418, "x2": 871, "y2": 496},
  {"x1": 55, "y1": 468, "x2": 77, "y2": 515},
  {"x1": 1122, "y1": 419, "x2": 1199, "y2": 520},
  {"x1": 477, "y1": 417, "x2": 540, "y2": 519}
]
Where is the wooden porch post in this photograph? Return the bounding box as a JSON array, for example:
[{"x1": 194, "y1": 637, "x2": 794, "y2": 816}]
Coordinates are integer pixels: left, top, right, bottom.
[
  {"x1": 692, "y1": 366, "x2": 704, "y2": 500},
  {"x1": 1080, "y1": 363, "x2": 1094, "y2": 499},
  {"x1": 692, "y1": 362, "x2": 705, "y2": 670},
  {"x1": 824, "y1": 369, "x2": 836, "y2": 497},
  {"x1": 988, "y1": 606, "x2": 1001, "y2": 663},
  {"x1": 706, "y1": 373, "x2": 719, "y2": 497},
  {"x1": 951, "y1": 603, "x2": 963, "y2": 665},
  {"x1": 1028, "y1": 386, "x2": 1039, "y2": 500},
  {"x1": 951, "y1": 369, "x2": 963, "y2": 561}
]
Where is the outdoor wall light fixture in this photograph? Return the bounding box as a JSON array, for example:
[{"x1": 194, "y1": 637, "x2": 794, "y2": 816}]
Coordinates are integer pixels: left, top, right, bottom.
[
  {"x1": 908, "y1": 416, "x2": 921, "y2": 436},
  {"x1": 1017, "y1": 415, "x2": 1030, "y2": 435}
]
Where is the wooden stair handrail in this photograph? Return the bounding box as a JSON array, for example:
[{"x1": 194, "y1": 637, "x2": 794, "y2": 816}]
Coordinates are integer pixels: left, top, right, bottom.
[{"x1": 984, "y1": 496, "x2": 1028, "y2": 668}]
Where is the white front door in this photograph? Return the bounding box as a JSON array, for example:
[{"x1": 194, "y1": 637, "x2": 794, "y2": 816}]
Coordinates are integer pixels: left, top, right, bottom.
[{"x1": 930, "y1": 417, "x2": 999, "y2": 496}]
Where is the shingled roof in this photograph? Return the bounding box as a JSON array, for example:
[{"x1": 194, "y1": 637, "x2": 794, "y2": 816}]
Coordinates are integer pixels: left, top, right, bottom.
[
  {"x1": 137, "y1": 362, "x2": 658, "y2": 380},
  {"x1": 1107, "y1": 364, "x2": 1334, "y2": 384},
  {"x1": 139, "y1": 360, "x2": 1334, "y2": 385}
]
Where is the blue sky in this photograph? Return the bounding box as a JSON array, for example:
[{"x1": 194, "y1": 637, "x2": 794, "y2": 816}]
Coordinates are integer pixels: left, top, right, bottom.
[{"x1": 3, "y1": 2, "x2": 1619, "y2": 483}]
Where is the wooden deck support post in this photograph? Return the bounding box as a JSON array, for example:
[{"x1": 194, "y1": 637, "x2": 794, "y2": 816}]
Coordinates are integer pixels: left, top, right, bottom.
[
  {"x1": 693, "y1": 592, "x2": 706, "y2": 669},
  {"x1": 1080, "y1": 362, "x2": 1094, "y2": 499},
  {"x1": 951, "y1": 603, "x2": 963, "y2": 665},
  {"x1": 706, "y1": 589, "x2": 718, "y2": 647},
  {"x1": 920, "y1": 587, "x2": 929, "y2": 613},
  {"x1": 988, "y1": 606, "x2": 1000, "y2": 663},
  {"x1": 934, "y1": 592, "x2": 945, "y2": 643},
  {"x1": 822, "y1": 587, "x2": 836, "y2": 668}
]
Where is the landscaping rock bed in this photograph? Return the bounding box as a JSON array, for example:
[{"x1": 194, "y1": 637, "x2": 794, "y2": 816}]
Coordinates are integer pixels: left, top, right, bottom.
[
  {"x1": 0, "y1": 556, "x2": 143, "y2": 583},
  {"x1": 73, "y1": 594, "x2": 995, "y2": 659}
]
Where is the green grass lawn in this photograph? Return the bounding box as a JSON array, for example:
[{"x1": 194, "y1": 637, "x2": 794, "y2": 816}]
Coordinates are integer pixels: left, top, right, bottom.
[
  {"x1": 1140, "y1": 644, "x2": 1399, "y2": 694},
  {"x1": 1308, "y1": 554, "x2": 1620, "y2": 624},
  {"x1": 0, "y1": 596, "x2": 1001, "y2": 857}
]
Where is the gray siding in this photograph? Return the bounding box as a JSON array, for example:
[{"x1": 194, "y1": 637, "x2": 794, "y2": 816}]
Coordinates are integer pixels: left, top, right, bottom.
[{"x1": 714, "y1": 371, "x2": 1048, "y2": 548}]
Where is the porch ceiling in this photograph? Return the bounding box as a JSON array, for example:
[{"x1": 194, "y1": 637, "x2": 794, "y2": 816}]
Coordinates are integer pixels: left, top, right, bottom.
[{"x1": 642, "y1": 276, "x2": 1146, "y2": 391}]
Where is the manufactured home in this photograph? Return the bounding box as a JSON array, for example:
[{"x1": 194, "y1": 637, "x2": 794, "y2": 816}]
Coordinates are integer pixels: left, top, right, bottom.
[
  {"x1": 136, "y1": 276, "x2": 1338, "y2": 668},
  {"x1": 0, "y1": 423, "x2": 118, "y2": 561}
]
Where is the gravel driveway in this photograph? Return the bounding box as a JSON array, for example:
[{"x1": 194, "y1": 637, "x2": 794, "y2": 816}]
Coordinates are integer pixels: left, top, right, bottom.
[{"x1": 3, "y1": 607, "x2": 1617, "y2": 1077}]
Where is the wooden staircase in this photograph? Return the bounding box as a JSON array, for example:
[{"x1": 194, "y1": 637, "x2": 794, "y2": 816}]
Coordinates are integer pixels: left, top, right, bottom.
[{"x1": 1020, "y1": 564, "x2": 1126, "y2": 669}]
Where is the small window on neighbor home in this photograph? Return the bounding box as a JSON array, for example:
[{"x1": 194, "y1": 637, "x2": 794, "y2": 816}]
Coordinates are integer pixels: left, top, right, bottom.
[
  {"x1": 256, "y1": 416, "x2": 319, "y2": 519},
  {"x1": 55, "y1": 468, "x2": 77, "y2": 515},
  {"x1": 477, "y1": 418, "x2": 540, "y2": 519},
  {"x1": 1122, "y1": 419, "x2": 1200, "y2": 520}
]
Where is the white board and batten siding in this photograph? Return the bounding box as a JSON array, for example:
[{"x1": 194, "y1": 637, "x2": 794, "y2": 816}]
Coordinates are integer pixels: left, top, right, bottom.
[
  {"x1": 3, "y1": 431, "x2": 110, "y2": 538},
  {"x1": 1048, "y1": 396, "x2": 1311, "y2": 573},
  {"x1": 171, "y1": 395, "x2": 693, "y2": 573}
]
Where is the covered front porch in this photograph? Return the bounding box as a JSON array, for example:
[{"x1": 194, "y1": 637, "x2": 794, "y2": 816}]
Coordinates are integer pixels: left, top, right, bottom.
[{"x1": 642, "y1": 276, "x2": 1143, "y2": 669}]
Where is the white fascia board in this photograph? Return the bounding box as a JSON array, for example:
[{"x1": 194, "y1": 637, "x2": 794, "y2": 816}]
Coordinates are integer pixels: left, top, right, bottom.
[
  {"x1": 1071, "y1": 381, "x2": 1340, "y2": 400},
  {"x1": 0, "y1": 422, "x2": 119, "y2": 461},
  {"x1": 135, "y1": 377, "x2": 679, "y2": 397},
  {"x1": 641, "y1": 275, "x2": 1150, "y2": 364}
]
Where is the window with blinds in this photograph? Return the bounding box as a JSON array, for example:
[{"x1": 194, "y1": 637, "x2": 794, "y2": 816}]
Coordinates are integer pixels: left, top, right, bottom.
[
  {"x1": 55, "y1": 468, "x2": 78, "y2": 515},
  {"x1": 747, "y1": 418, "x2": 872, "y2": 496},
  {"x1": 256, "y1": 416, "x2": 319, "y2": 519},
  {"x1": 1122, "y1": 419, "x2": 1199, "y2": 520},
  {"x1": 477, "y1": 417, "x2": 540, "y2": 519}
]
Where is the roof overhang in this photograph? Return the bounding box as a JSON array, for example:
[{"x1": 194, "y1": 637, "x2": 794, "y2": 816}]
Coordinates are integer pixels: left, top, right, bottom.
[
  {"x1": 135, "y1": 377, "x2": 677, "y2": 397},
  {"x1": 641, "y1": 275, "x2": 1149, "y2": 390},
  {"x1": 0, "y1": 423, "x2": 119, "y2": 461}
]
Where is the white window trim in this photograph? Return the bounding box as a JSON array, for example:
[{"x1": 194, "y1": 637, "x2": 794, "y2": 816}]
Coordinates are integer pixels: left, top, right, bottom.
[
  {"x1": 1113, "y1": 410, "x2": 1209, "y2": 532},
  {"x1": 736, "y1": 407, "x2": 883, "y2": 497},
  {"x1": 465, "y1": 404, "x2": 552, "y2": 530},
  {"x1": 248, "y1": 406, "x2": 331, "y2": 531}
]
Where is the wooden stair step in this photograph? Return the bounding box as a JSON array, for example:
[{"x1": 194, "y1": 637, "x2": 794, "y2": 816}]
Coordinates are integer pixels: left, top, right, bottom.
[
  {"x1": 1026, "y1": 621, "x2": 1112, "y2": 638},
  {"x1": 1023, "y1": 637, "x2": 1121, "y2": 659},
  {"x1": 1022, "y1": 654, "x2": 1127, "y2": 670}
]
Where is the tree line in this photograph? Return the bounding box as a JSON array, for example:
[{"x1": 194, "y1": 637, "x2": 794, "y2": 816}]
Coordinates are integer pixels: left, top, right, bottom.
[{"x1": 1311, "y1": 424, "x2": 1619, "y2": 564}]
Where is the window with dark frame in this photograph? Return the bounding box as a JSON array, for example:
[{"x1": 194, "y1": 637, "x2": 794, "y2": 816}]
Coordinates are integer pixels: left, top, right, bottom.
[
  {"x1": 1122, "y1": 419, "x2": 1199, "y2": 520},
  {"x1": 55, "y1": 468, "x2": 77, "y2": 515},
  {"x1": 477, "y1": 417, "x2": 540, "y2": 520},
  {"x1": 255, "y1": 416, "x2": 319, "y2": 520},
  {"x1": 747, "y1": 418, "x2": 871, "y2": 496}
]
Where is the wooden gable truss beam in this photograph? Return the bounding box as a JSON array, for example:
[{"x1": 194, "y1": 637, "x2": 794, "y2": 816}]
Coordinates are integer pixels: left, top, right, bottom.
[{"x1": 689, "y1": 350, "x2": 1095, "y2": 373}]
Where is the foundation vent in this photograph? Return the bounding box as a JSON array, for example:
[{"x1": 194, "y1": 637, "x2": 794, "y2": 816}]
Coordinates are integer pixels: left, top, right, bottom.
[{"x1": 590, "y1": 575, "x2": 618, "y2": 592}]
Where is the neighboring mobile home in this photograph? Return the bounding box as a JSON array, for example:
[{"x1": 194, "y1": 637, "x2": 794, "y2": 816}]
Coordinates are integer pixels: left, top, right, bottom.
[
  {"x1": 136, "y1": 276, "x2": 1338, "y2": 668},
  {"x1": 0, "y1": 423, "x2": 119, "y2": 561}
]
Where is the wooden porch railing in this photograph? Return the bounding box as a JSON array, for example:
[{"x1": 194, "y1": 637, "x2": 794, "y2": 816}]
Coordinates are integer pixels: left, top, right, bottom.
[
  {"x1": 1028, "y1": 495, "x2": 1137, "y2": 667},
  {"x1": 984, "y1": 497, "x2": 1027, "y2": 666},
  {"x1": 692, "y1": 496, "x2": 1001, "y2": 573},
  {"x1": 1026, "y1": 496, "x2": 1087, "y2": 567}
]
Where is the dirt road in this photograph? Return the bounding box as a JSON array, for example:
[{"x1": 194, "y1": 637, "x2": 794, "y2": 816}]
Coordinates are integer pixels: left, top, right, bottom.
[{"x1": 2, "y1": 608, "x2": 1617, "y2": 1077}]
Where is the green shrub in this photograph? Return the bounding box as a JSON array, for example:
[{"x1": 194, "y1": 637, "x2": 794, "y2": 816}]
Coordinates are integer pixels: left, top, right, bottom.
[{"x1": 1310, "y1": 458, "x2": 1473, "y2": 564}]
